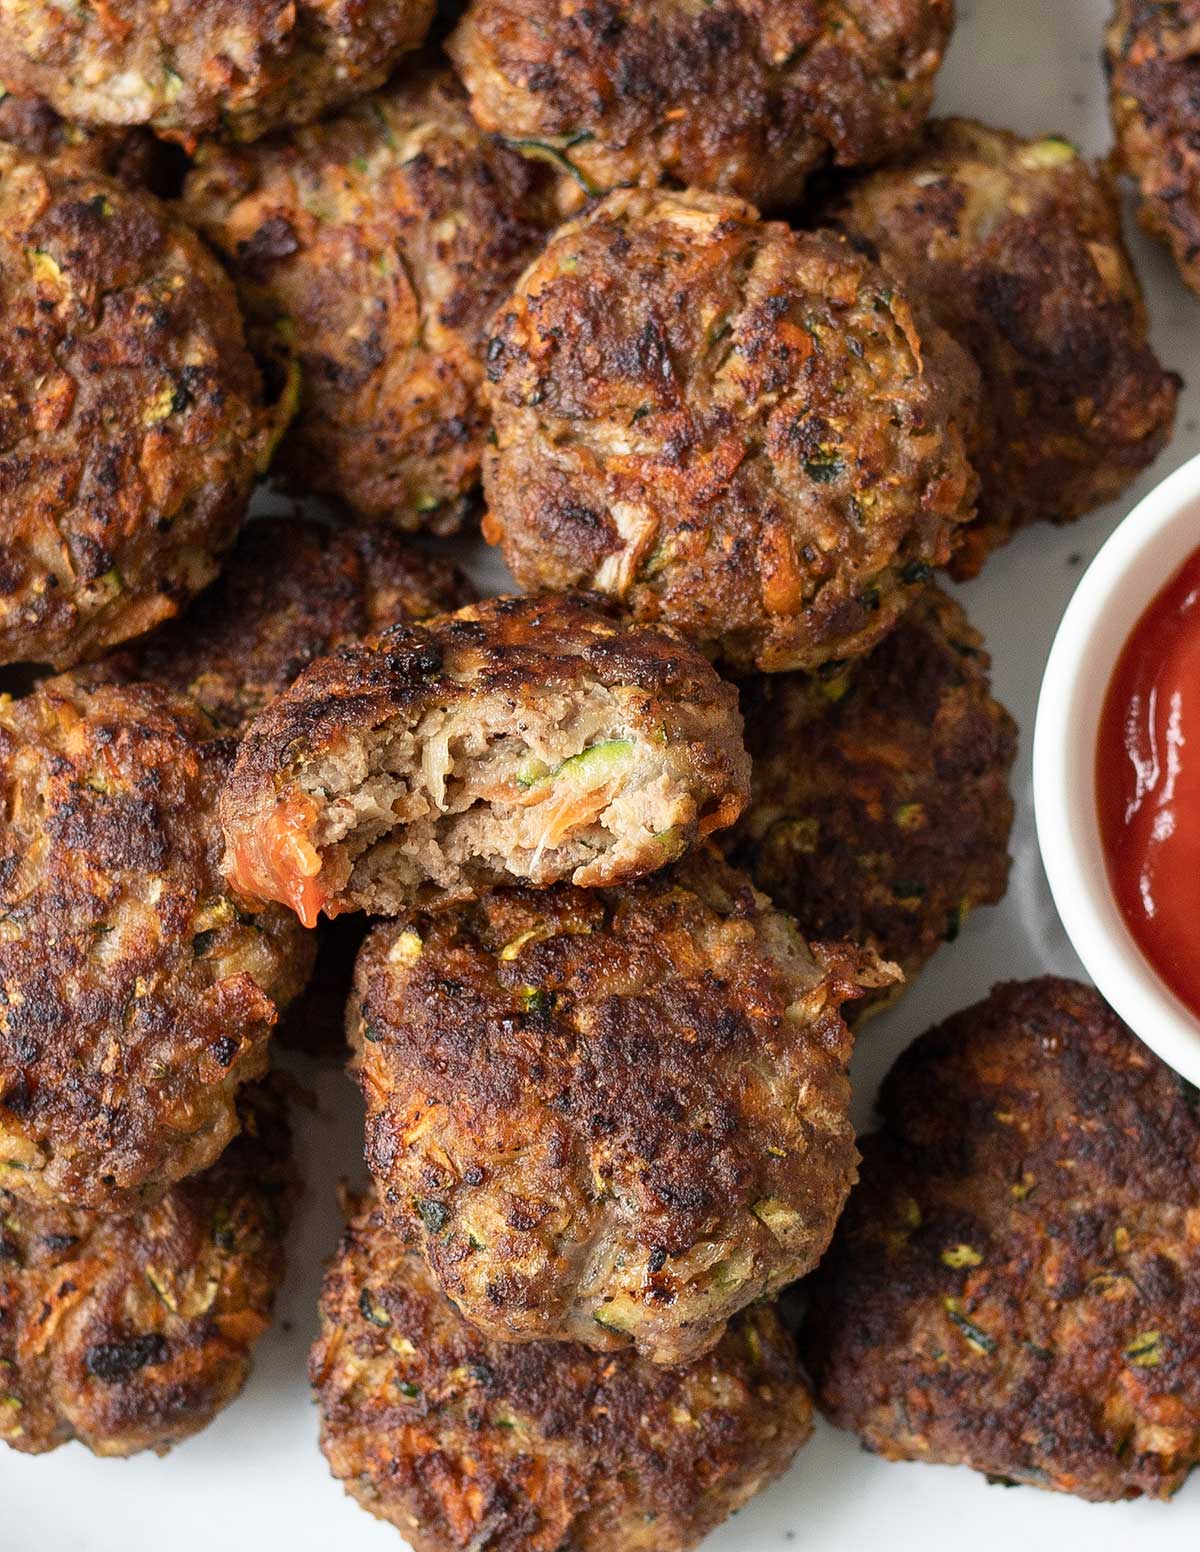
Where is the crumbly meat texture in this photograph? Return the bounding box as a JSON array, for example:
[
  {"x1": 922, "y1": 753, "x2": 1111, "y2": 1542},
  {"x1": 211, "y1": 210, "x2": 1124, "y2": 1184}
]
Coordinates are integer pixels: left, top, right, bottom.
[
  {"x1": 180, "y1": 67, "x2": 558, "y2": 532},
  {"x1": 1108, "y1": 0, "x2": 1200, "y2": 300},
  {"x1": 349, "y1": 851, "x2": 892, "y2": 1366},
  {"x1": 802, "y1": 978, "x2": 1200, "y2": 1502},
  {"x1": 0, "y1": 0, "x2": 433, "y2": 145},
  {"x1": 0, "y1": 146, "x2": 268, "y2": 670},
  {"x1": 219, "y1": 593, "x2": 752, "y2": 927},
  {"x1": 311, "y1": 1195, "x2": 814, "y2": 1552},
  {"x1": 0, "y1": 86, "x2": 165, "y2": 186},
  {"x1": 722, "y1": 585, "x2": 1016, "y2": 1014},
  {"x1": 0, "y1": 676, "x2": 313, "y2": 1212},
  {"x1": 447, "y1": 0, "x2": 954, "y2": 213},
  {"x1": 0, "y1": 1081, "x2": 293, "y2": 1458},
  {"x1": 825, "y1": 118, "x2": 1180, "y2": 577},
  {"x1": 106, "y1": 517, "x2": 476, "y2": 734},
  {"x1": 481, "y1": 188, "x2": 981, "y2": 673}
]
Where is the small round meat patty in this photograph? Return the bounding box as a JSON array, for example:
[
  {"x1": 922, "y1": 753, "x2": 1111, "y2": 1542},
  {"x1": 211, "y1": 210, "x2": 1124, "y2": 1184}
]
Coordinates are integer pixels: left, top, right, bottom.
[
  {"x1": 0, "y1": 675, "x2": 313, "y2": 1212},
  {"x1": 220, "y1": 593, "x2": 751, "y2": 927},
  {"x1": 802, "y1": 978, "x2": 1200, "y2": 1502},
  {"x1": 180, "y1": 67, "x2": 558, "y2": 532},
  {"x1": 722, "y1": 585, "x2": 1016, "y2": 1014},
  {"x1": 0, "y1": 0, "x2": 433, "y2": 145},
  {"x1": 447, "y1": 0, "x2": 954, "y2": 213},
  {"x1": 1108, "y1": 0, "x2": 1200, "y2": 301},
  {"x1": 825, "y1": 118, "x2": 1180, "y2": 577},
  {"x1": 349, "y1": 850, "x2": 892, "y2": 1365},
  {"x1": 0, "y1": 85, "x2": 164, "y2": 185},
  {"x1": 110, "y1": 516, "x2": 476, "y2": 734},
  {"x1": 311, "y1": 1194, "x2": 814, "y2": 1552},
  {"x1": 0, "y1": 146, "x2": 268, "y2": 670},
  {"x1": 0, "y1": 1081, "x2": 293, "y2": 1458},
  {"x1": 481, "y1": 188, "x2": 981, "y2": 673}
]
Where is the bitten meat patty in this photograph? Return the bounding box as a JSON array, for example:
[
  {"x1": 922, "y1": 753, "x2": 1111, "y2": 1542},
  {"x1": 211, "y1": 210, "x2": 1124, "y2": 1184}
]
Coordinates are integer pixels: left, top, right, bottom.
[
  {"x1": 0, "y1": 85, "x2": 163, "y2": 185},
  {"x1": 220, "y1": 593, "x2": 751, "y2": 927},
  {"x1": 311, "y1": 1195, "x2": 815, "y2": 1552},
  {"x1": 1108, "y1": 0, "x2": 1200, "y2": 300},
  {"x1": 0, "y1": 0, "x2": 433, "y2": 145},
  {"x1": 481, "y1": 188, "x2": 981, "y2": 673},
  {"x1": 723, "y1": 585, "x2": 1016, "y2": 1013},
  {"x1": 802, "y1": 978, "x2": 1200, "y2": 1502},
  {"x1": 826, "y1": 118, "x2": 1179, "y2": 576},
  {"x1": 0, "y1": 1082, "x2": 293, "y2": 1458},
  {"x1": 349, "y1": 851, "x2": 891, "y2": 1366},
  {"x1": 447, "y1": 0, "x2": 954, "y2": 213},
  {"x1": 180, "y1": 67, "x2": 557, "y2": 532},
  {"x1": 0, "y1": 146, "x2": 268, "y2": 670},
  {"x1": 110, "y1": 516, "x2": 476, "y2": 734},
  {"x1": 0, "y1": 675, "x2": 312, "y2": 1212}
]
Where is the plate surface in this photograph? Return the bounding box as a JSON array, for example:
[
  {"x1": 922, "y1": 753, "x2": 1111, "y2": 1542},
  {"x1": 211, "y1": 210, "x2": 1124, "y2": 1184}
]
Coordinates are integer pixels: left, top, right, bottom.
[{"x1": 7, "y1": 2, "x2": 1200, "y2": 1547}]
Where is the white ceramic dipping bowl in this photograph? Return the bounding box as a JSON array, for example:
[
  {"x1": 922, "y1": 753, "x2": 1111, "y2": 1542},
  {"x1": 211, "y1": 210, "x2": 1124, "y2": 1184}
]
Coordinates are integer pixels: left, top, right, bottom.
[{"x1": 1035, "y1": 451, "x2": 1200, "y2": 1086}]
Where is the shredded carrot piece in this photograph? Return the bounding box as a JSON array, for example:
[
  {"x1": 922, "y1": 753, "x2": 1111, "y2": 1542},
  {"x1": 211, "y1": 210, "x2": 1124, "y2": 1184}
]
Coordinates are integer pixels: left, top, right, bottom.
[{"x1": 229, "y1": 796, "x2": 328, "y2": 927}]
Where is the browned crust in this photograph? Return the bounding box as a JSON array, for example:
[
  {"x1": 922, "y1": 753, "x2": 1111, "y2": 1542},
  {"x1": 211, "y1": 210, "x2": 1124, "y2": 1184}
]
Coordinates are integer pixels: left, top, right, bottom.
[
  {"x1": 0, "y1": 146, "x2": 268, "y2": 670},
  {"x1": 723, "y1": 584, "x2": 1016, "y2": 1012},
  {"x1": 105, "y1": 517, "x2": 477, "y2": 734},
  {"x1": 0, "y1": 86, "x2": 166, "y2": 185},
  {"x1": 310, "y1": 1193, "x2": 813, "y2": 1552},
  {"x1": 219, "y1": 592, "x2": 752, "y2": 919},
  {"x1": 180, "y1": 66, "x2": 558, "y2": 530},
  {"x1": 0, "y1": 0, "x2": 433, "y2": 144},
  {"x1": 1108, "y1": 0, "x2": 1200, "y2": 300},
  {"x1": 825, "y1": 117, "x2": 1179, "y2": 575},
  {"x1": 802, "y1": 978, "x2": 1200, "y2": 1502},
  {"x1": 349, "y1": 848, "x2": 890, "y2": 1365},
  {"x1": 0, "y1": 675, "x2": 313, "y2": 1212},
  {"x1": 447, "y1": 0, "x2": 954, "y2": 212},
  {"x1": 0, "y1": 1080, "x2": 294, "y2": 1457},
  {"x1": 481, "y1": 187, "x2": 981, "y2": 672}
]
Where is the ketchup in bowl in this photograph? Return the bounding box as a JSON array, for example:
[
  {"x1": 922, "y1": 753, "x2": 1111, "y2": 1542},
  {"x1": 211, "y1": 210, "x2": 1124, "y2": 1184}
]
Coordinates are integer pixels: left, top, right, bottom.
[{"x1": 1097, "y1": 545, "x2": 1200, "y2": 1018}]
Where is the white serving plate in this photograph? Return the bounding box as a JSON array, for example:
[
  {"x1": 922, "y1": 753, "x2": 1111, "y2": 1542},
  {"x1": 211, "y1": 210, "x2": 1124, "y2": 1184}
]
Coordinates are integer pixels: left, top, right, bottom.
[{"x1": 7, "y1": 2, "x2": 1200, "y2": 1548}]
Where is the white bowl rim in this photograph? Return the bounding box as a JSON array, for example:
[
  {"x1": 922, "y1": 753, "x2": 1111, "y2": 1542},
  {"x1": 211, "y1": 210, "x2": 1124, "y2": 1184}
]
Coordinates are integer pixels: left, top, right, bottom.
[{"x1": 1034, "y1": 449, "x2": 1200, "y2": 1088}]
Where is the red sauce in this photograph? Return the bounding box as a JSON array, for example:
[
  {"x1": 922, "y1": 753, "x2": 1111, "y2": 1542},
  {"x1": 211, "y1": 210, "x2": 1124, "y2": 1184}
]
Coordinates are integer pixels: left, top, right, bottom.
[{"x1": 1097, "y1": 545, "x2": 1200, "y2": 1017}]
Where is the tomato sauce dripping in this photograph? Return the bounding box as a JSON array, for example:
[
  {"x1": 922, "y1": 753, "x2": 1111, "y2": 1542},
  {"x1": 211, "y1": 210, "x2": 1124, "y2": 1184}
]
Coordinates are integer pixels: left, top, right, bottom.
[{"x1": 1096, "y1": 545, "x2": 1200, "y2": 1017}]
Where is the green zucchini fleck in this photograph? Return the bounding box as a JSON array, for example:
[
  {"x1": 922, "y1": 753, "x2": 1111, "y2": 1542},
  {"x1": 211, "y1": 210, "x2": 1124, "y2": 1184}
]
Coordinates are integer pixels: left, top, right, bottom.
[
  {"x1": 1125, "y1": 1330, "x2": 1165, "y2": 1368},
  {"x1": 944, "y1": 1303, "x2": 996, "y2": 1356},
  {"x1": 517, "y1": 739, "x2": 634, "y2": 792},
  {"x1": 359, "y1": 1288, "x2": 391, "y2": 1328},
  {"x1": 416, "y1": 1198, "x2": 450, "y2": 1233},
  {"x1": 500, "y1": 132, "x2": 603, "y2": 198},
  {"x1": 804, "y1": 453, "x2": 845, "y2": 484}
]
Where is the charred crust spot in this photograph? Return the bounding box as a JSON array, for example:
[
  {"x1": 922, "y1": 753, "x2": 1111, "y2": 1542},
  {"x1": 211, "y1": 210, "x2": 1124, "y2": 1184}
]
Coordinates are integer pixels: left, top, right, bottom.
[{"x1": 85, "y1": 1334, "x2": 169, "y2": 1383}]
